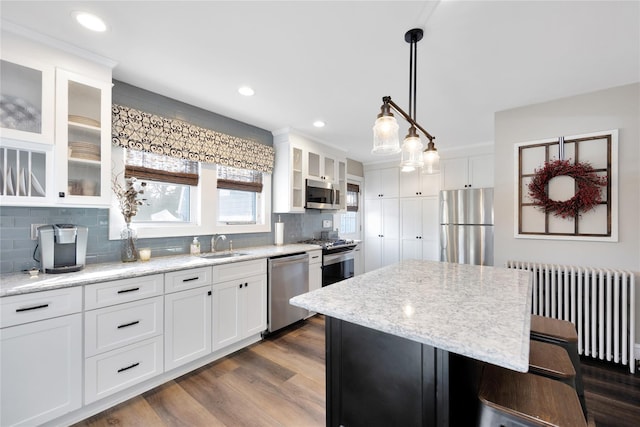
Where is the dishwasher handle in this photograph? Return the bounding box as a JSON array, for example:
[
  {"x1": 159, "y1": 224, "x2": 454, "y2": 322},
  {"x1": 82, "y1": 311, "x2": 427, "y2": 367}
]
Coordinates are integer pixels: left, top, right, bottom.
[{"x1": 269, "y1": 253, "x2": 309, "y2": 267}]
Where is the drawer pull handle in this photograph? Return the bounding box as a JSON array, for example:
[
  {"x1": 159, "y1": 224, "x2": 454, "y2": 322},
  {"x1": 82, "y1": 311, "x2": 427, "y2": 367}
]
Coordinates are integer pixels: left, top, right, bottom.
[
  {"x1": 117, "y1": 287, "x2": 140, "y2": 294},
  {"x1": 117, "y1": 362, "x2": 140, "y2": 373},
  {"x1": 16, "y1": 303, "x2": 49, "y2": 313},
  {"x1": 182, "y1": 277, "x2": 199, "y2": 282},
  {"x1": 117, "y1": 320, "x2": 140, "y2": 329},
  {"x1": 311, "y1": 255, "x2": 319, "y2": 259}
]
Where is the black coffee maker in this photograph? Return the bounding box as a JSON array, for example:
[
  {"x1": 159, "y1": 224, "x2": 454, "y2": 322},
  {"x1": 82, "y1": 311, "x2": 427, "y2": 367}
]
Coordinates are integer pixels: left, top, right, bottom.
[{"x1": 37, "y1": 224, "x2": 88, "y2": 273}]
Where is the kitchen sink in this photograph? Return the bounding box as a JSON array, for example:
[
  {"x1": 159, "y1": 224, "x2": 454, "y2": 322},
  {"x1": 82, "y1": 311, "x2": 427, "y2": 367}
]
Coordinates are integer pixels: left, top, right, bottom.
[{"x1": 200, "y1": 252, "x2": 247, "y2": 259}]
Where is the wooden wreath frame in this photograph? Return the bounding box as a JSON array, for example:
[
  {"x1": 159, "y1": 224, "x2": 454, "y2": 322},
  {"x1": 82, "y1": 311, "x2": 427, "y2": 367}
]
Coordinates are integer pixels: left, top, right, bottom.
[{"x1": 527, "y1": 159, "x2": 608, "y2": 219}]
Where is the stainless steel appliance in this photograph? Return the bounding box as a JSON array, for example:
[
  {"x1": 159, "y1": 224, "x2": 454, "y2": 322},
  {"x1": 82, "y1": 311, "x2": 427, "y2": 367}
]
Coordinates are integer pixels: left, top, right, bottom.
[
  {"x1": 36, "y1": 224, "x2": 88, "y2": 273},
  {"x1": 300, "y1": 233, "x2": 356, "y2": 286},
  {"x1": 268, "y1": 253, "x2": 309, "y2": 333},
  {"x1": 305, "y1": 179, "x2": 340, "y2": 210},
  {"x1": 440, "y1": 188, "x2": 494, "y2": 266}
]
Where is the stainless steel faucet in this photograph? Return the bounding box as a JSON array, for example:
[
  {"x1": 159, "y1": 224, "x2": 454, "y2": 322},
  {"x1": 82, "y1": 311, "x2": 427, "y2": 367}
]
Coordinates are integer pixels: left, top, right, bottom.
[{"x1": 211, "y1": 234, "x2": 227, "y2": 252}]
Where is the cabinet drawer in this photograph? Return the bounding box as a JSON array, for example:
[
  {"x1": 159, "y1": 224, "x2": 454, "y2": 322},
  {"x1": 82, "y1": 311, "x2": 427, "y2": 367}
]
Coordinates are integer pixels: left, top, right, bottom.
[
  {"x1": 308, "y1": 250, "x2": 322, "y2": 265},
  {"x1": 213, "y1": 259, "x2": 266, "y2": 284},
  {"x1": 165, "y1": 267, "x2": 212, "y2": 293},
  {"x1": 85, "y1": 274, "x2": 164, "y2": 310},
  {"x1": 85, "y1": 296, "x2": 163, "y2": 357},
  {"x1": 85, "y1": 335, "x2": 163, "y2": 404},
  {"x1": 1, "y1": 287, "x2": 82, "y2": 328}
]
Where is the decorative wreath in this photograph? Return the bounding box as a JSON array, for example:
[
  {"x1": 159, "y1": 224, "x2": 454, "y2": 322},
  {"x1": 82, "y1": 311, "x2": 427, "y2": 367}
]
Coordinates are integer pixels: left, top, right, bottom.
[{"x1": 527, "y1": 159, "x2": 607, "y2": 219}]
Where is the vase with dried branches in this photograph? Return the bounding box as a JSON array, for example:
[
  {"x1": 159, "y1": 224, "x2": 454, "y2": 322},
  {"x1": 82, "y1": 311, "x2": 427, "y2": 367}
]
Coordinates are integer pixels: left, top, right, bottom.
[{"x1": 112, "y1": 175, "x2": 147, "y2": 262}]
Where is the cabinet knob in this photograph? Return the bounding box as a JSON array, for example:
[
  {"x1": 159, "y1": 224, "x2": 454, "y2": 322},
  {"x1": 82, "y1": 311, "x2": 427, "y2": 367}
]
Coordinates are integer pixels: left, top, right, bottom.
[
  {"x1": 239, "y1": 284, "x2": 243, "y2": 288},
  {"x1": 208, "y1": 290, "x2": 212, "y2": 296},
  {"x1": 245, "y1": 282, "x2": 249, "y2": 288},
  {"x1": 58, "y1": 192, "x2": 66, "y2": 198}
]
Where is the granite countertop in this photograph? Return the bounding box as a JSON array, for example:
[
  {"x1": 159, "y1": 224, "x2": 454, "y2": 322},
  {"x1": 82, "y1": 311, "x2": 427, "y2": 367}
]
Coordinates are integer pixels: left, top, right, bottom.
[
  {"x1": 1, "y1": 244, "x2": 319, "y2": 298},
  {"x1": 290, "y1": 259, "x2": 532, "y2": 372}
]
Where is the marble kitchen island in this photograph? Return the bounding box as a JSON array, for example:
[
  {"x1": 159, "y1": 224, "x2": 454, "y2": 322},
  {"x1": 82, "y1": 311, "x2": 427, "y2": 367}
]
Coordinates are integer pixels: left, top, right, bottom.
[{"x1": 290, "y1": 259, "x2": 532, "y2": 427}]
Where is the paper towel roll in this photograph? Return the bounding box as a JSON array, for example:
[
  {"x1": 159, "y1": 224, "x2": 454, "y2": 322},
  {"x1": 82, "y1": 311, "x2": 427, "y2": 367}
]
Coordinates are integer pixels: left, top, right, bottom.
[{"x1": 275, "y1": 222, "x2": 284, "y2": 246}]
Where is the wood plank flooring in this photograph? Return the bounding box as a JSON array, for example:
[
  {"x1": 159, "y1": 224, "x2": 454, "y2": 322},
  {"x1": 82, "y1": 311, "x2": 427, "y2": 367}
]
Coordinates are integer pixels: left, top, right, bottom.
[{"x1": 73, "y1": 315, "x2": 639, "y2": 427}]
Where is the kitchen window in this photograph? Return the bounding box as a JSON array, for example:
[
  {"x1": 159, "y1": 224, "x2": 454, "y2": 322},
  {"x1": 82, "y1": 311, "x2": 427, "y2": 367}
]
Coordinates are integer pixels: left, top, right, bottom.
[
  {"x1": 216, "y1": 165, "x2": 266, "y2": 227},
  {"x1": 125, "y1": 150, "x2": 198, "y2": 223},
  {"x1": 336, "y1": 181, "x2": 361, "y2": 239},
  {"x1": 109, "y1": 147, "x2": 271, "y2": 239}
]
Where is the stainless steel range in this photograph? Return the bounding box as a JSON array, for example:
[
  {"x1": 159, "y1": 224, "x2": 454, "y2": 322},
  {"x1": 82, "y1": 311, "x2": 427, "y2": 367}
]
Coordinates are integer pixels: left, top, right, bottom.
[{"x1": 300, "y1": 234, "x2": 356, "y2": 286}]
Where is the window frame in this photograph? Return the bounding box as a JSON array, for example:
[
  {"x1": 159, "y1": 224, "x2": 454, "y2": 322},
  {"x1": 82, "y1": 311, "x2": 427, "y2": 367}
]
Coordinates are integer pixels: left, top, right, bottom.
[{"x1": 108, "y1": 147, "x2": 271, "y2": 240}]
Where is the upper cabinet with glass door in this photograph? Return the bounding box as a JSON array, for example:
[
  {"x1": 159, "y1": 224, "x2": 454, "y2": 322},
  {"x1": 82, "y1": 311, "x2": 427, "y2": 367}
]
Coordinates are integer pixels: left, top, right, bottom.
[
  {"x1": 0, "y1": 54, "x2": 55, "y2": 144},
  {"x1": 55, "y1": 69, "x2": 112, "y2": 206}
]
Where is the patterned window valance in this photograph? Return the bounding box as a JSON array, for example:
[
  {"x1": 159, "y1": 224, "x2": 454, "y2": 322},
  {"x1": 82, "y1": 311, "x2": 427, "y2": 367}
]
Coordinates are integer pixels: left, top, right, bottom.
[{"x1": 112, "y1": 104, "x2": 274, "y2": 173}]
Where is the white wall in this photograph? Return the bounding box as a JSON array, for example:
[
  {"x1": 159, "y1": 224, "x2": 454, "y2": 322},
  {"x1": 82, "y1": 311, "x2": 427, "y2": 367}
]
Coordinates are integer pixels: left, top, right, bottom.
[{"x1": 494, "y1": 82, "x2": 639, "y2": 346}]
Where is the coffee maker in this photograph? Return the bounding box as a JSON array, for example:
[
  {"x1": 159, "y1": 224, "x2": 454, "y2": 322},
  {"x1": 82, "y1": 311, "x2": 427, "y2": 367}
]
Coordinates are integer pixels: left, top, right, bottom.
[{"x1": 37, "y1": 224, "x2": 88, "y2": 273}]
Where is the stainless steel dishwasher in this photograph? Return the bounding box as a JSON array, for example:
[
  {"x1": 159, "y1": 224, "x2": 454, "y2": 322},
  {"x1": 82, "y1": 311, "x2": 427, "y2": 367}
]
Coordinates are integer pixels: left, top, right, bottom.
[{"x1": 268, "y1": 253, "x2": 309, "y2": 333}]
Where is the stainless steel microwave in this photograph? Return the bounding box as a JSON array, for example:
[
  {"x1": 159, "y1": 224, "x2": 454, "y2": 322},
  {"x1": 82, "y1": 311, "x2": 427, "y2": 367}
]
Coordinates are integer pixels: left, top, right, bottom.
[{"x1": 305, "y1": 179, "x2": 340, "y2": 210}]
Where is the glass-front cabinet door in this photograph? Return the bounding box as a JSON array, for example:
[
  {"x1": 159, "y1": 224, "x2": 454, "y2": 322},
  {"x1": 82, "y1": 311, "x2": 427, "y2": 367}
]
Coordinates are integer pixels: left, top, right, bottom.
[
  {"x1": 0, "y1": 55, "x2": 55, "y2": 144},
  {"x1": 55, "y1": 69, "x2": 111, "y2": 206}
]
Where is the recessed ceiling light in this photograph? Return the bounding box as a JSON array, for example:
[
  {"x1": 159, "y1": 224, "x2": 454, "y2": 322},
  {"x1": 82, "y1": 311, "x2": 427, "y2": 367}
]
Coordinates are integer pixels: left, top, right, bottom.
[
  {"x1": 73, "y1": 11, "x2": 107, "y2": 32},
  {"x1": 313, "y1": 120, "x2": 326, "y2": 128},
  {"x1": 238, "y1": 86, "x2": 255, "y2": 96}
]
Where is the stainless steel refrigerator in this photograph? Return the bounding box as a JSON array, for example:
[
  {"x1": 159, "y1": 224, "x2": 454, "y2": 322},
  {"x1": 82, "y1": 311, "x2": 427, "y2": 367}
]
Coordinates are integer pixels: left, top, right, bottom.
[{"x1": 440, "y1": 188, "x2": 494, "y2": 266}]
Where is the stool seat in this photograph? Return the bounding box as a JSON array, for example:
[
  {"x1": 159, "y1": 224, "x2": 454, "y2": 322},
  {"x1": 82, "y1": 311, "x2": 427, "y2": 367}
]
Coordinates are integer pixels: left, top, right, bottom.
[
  {"x1": 478, "y1": 364, "x2": 586, "y2": 427},
  {"x1": 529, "y1": 315, "x2": 586, "y2": 417},
  {"x1": 531, "y1": 314, "x2": 578, "y2": 343},
  {"x1": 529, "y1": 340, "x2": 576, "y2": 383}
]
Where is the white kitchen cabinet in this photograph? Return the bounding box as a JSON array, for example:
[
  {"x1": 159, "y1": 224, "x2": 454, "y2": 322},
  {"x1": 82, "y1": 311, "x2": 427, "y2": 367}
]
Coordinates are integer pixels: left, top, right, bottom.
[
  {"x1": 84, "y1": 276, "x2": 164, "y2": 404},
  {"x1": 272, "y1": 138, "x2": 305, "y2": 213},
  {"x1": 364, "y1": 167, "x2": 399, "y2": 199},
  {"x1": 353, "y1": 243, "x2": 363, "y2": 276},
  {"x1": 441, "y1": 154, "x2": 494, "y2": 190},
  {"x1": 308, "y1": 149, "x2": 336, "y2": 182},
  {"x1": 308, "y1": 249, "x2": 322, "y2": 292},
  {"x1": 337, "y1": 160, "x2": 347, "y2": 210},
  {"x1": 399, "y1": 169, "x2": 440, "y2": 198},
  {"x1": 212, "y1": 259, "x2": 267, "y2": 350},
  {"x1": 400, "y1": 197, "x2": 439, "y2": 262},
  {"x1": 1, "y1": 288, "x2": 82, "y2": 427},
  {"x1": 1, "y1": 126, "x2": 54, "y2": 204},
  {"x1": 55, "y1": 68, "x2": 112, "y2": 206},
  {"x1": 0, "y1": 54, "x2": 55, "y2": 145},
  {"x1": 164, "y1": 285, "x2": 212, "y2": 371},
  {"x1": 273, "y1": 130, "x2": 347, "y2": 213},
  {"x1": 85, "y1": 335, "x2": 163, "y2": 404},
  {"x1": 307, "y1": 249, "x2": 322, "y2": 317},
  {"x1": 364, "y1": 198, "x2": 399, "y2": 272}
]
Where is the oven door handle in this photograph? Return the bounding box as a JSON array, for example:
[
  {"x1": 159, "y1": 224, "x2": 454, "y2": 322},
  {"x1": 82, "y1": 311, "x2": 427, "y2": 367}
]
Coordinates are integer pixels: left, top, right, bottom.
[{"x1": 323, "y1": 251, "x2": 355, "y2": 266}]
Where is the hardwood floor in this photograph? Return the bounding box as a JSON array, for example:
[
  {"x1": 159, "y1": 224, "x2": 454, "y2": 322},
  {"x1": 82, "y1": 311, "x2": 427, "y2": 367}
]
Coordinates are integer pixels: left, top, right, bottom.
[
  {"x1": 73, "y1": 315, "x2": 326, "y2": 427},
  {"x1": 73, "y1": 315, "x2": 639, "y2": 427}
]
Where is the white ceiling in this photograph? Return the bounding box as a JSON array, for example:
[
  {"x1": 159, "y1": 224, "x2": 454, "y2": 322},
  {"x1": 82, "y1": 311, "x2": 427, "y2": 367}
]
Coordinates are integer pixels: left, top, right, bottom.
[{"x1": 1, "y1": 1, "x2": 638, "y2": 164}]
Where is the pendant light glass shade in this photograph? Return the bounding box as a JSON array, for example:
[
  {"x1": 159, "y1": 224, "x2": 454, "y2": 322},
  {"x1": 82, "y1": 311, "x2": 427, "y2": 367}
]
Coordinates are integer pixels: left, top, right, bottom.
[
  {"x1": 399, "y1": 127, "x2": 423, "y2": 172},
  {"x1": 422, "y1": 141, "x2": 440, "y2": 174},
  {"x1": 372, "y1": 115, "x2": 401, "y2": 155}
]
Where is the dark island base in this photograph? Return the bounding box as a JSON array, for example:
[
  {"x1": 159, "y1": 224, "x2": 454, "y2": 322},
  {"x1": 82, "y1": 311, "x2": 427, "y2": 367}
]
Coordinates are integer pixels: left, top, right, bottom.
[{"x1": 326, "y1": 316, "x2": 482, "y2": 427}]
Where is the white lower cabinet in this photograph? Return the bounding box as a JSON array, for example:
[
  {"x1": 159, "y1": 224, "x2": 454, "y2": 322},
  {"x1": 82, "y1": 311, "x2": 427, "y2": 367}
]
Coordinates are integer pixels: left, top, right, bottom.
[
  {"x1": 164, "y1": 285, "x2": 212, "y2": 371},
  {"x1": 212, "y1": 259, "x2": 267, "y2": 350},
  {"x1": 0, "y1": 288, "x2": 82, "y2": 427},
  {"x1": 84, "y1": 279, "x2": 164, "y2": 404},
  {"x1": 85, "y1": 336, "x2": 163, "y2": 404},
  {"x1": 308, "y1": 249, "x2": 322, "y2": 292}
]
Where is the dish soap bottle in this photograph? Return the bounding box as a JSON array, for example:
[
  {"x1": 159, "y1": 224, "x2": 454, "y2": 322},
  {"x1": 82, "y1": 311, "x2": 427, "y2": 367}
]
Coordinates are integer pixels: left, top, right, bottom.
[{"x1": 190, "y1": 237, "x2": 201, "y2": 255}]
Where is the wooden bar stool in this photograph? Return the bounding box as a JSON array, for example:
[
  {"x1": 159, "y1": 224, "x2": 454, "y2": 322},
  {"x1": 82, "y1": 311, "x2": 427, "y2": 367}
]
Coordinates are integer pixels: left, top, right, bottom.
[
  {"x1": 530, "y1": 315, "x2": 586, "y2": 416},
  {"x1": 478, "y1": 363, "x2": 587, "y2": 427},
  {"x1": 529, "y1": 339, "x2": 576, "y2": 387}
]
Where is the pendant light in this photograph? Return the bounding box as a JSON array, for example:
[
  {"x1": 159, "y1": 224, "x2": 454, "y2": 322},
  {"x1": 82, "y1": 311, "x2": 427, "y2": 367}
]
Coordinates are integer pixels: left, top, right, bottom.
[{"x1": 372, "y1": 28, "x2": 439, "y2": 174}]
